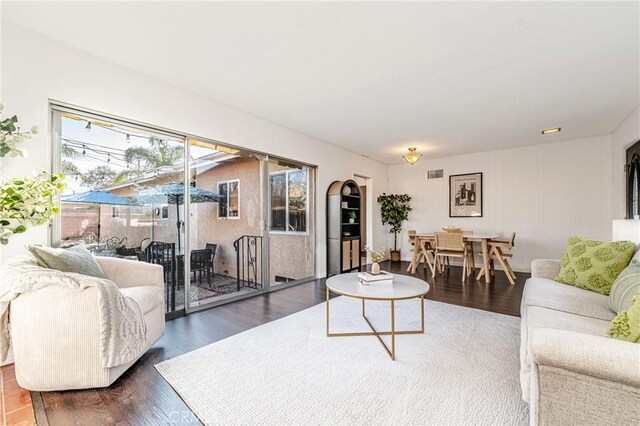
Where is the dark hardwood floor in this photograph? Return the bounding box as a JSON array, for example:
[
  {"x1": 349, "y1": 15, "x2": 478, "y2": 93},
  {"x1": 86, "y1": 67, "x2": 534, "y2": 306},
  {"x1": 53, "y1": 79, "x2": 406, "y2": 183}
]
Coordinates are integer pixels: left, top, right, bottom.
[{"x1": 33, "y1": 261, "x2": 528, "y2": 425}]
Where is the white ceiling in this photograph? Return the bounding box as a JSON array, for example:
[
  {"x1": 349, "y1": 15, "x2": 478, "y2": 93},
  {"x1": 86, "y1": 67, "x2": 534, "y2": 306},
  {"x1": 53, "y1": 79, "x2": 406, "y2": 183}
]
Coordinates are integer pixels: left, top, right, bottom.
[{"x1": 4, "y1": 1, "x2": 639, "y2": 164}]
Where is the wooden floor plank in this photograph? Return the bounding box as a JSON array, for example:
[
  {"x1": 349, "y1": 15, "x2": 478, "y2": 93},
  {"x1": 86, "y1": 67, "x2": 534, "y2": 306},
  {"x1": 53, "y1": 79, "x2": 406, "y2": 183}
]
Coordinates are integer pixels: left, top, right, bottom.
[{"x1": 35, "y1": 261, "x2": 526, "y2": 425}]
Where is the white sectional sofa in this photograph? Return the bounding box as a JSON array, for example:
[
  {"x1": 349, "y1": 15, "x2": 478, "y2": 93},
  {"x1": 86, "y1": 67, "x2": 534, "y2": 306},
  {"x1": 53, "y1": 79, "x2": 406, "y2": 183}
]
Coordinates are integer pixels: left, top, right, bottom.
[{"x1": 521, "y1": 258, "x2": 640, "y2": 425}]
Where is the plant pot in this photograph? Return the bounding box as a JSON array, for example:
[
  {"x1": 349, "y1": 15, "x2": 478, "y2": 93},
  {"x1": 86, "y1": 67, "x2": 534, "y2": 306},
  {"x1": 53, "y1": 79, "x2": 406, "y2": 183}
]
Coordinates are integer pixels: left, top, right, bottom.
[
  {"x1": 371, "y1": 262, "x2": 381, "y2": 275},
  {"x1": 390, "y1": 250, "x2": 401, "y2": 262},
  {"x1": 349, "y1": 219, "x2": 355, "y2": 224}
]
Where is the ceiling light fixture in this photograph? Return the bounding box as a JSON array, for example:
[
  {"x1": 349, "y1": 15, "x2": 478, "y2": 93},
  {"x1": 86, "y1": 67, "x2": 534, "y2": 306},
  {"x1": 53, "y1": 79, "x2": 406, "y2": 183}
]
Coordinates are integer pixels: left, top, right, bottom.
[
  {"x1": 541, "y1": 127, "x2": 561, "y2": 135},
  {"x1": 402, "y1": 147, "x2": 422, "y2": 165}
]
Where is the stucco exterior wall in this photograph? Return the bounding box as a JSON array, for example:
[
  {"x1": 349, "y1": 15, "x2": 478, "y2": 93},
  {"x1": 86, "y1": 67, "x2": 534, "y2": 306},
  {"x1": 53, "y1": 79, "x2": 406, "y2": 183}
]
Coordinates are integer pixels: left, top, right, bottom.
[
  {"x1": 267, "y1": 163, "x2": 315, "y2": 284},
  {"x1": 191, "y1": 157, "x2": 262, "y2": 278},
  {"x1": 61, "y1": 156, "x2": 315, "y2": 283}
]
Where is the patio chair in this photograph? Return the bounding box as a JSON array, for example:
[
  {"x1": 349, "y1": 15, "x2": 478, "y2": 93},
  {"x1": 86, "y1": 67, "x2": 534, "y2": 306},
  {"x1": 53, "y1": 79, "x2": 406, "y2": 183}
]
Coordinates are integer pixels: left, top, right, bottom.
[
  {"x1": 191, "y1": 249, "x2": 213, "y2": 287},
  {"x1": 144, "y1": 241, "x2": 177, "y2": 312},
  {"x1": 135, "y1": 249, "x2": 146, "y2": 262},
  {"x1": 205, "y1": 243, "x2": 218, "y2": 278}
]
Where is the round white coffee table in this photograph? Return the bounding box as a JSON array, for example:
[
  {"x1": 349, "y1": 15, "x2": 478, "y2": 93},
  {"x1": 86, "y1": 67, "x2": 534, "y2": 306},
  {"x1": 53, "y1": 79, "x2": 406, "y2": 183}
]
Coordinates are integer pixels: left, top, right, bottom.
[{"x1": 325, "y1": 273, "x2": 430, "y2": 360}]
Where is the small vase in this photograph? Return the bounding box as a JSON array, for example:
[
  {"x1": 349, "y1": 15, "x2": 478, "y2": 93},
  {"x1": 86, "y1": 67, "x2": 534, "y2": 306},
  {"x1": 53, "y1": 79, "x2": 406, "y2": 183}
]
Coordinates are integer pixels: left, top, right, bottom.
[{"x1": 371, "y1": 262, "x2": 381, "y2": 275}]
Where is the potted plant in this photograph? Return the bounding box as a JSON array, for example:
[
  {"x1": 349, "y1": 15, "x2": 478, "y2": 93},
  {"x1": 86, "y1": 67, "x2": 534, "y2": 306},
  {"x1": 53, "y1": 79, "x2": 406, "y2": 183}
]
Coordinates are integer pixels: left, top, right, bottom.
[
  {"x1": 348, "y1": 210, "x2": 357, "y2": 224},
  {"x1": 0, "y1": 105, "x2": 66, "y2": 245},
  {"x1": 366, "y1": 246, "x2": 386, "y2": 274},
  {"x1": 377, "y1": 193, "x2": 412, "y2": 262}
]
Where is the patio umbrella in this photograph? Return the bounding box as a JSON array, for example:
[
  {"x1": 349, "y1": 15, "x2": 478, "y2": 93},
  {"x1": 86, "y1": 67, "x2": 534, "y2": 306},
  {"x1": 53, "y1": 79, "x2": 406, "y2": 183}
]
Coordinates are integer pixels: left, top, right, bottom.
[
  {"x1": 61, "y1": 190, "x2": 134, "y2": 238},
  {"x1": 132, "y1": 182, "x2": 221, "y2": 252}
]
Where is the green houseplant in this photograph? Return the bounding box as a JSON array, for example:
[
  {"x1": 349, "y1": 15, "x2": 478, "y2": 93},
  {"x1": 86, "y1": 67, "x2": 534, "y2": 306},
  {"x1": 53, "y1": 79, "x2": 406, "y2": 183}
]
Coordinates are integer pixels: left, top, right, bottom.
[
  {"x1": 377, "y1": 193, "x2": 412, "y2": 262},
  {"x1": 0, "y1": 105, "x2": 66, "y2": 244},
  {"x1": 348, "y1": 210, "x2": 357, "y2": 224}
]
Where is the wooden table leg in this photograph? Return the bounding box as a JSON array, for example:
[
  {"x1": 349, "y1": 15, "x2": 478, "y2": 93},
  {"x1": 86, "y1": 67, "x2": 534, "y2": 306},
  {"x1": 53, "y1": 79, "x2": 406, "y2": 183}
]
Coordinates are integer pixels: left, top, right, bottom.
[
  {"x1": 476, "y1": 239, "x2": 491, "y2": 283},
  {"x1": 421, "y1": 243, "x2": 435, "y2": 275},
  {"x1": 409, "y1": 243, "x2": 423, "y2": 274},
  {"x1": 407, "y1": 245, "x2": 419, "y2": 273}
]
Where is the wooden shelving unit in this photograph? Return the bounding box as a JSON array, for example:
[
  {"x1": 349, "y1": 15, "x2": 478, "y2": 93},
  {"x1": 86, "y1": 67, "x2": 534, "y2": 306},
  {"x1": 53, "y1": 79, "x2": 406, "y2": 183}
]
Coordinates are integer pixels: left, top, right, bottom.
[{"x1": 327, "y1": 180, "x2": 362, "y2": 276}]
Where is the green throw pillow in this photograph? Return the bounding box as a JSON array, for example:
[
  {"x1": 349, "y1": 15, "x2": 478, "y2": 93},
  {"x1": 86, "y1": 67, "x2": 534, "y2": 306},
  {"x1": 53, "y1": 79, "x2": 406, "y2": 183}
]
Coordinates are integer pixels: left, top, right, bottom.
[
  {"x1": 609, "y1": 260, "x2": 640, "y2": 313},
  {"x1": 556, "y1": 236, "x2": 636, "y2": 295},
  {"x1": 26, "y1": 244, "x2": 105, "y2": 278},
  {"x1": 608, "y1": 290, "x2": 640, "y2": 343}
]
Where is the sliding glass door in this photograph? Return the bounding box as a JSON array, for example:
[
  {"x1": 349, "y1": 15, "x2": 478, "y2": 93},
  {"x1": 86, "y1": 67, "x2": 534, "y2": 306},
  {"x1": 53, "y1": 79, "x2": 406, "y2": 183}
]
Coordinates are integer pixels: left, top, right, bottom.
[
  {"x1": 52, "y1": 105, "x2": 316, "y2": 317},
  {"x1": 267, "y1": 159, "x2": 316, "y2": 288},
  {"x1": 186, "y1": 139, "x2": 265, "y2": 309},
  {"x1": 55, "y1": 110, "x2": 186, "y2": 316}
]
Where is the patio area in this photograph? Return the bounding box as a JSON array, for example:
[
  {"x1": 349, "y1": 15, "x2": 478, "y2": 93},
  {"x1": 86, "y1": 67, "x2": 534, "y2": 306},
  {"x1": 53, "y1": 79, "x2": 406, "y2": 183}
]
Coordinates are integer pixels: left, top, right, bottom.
[
  {"x1": 58, "y1": 114, "x2": 314, "y2": 313},
  {"x1": 174, "y1": 273, "x2": 260, "y2": 309}
]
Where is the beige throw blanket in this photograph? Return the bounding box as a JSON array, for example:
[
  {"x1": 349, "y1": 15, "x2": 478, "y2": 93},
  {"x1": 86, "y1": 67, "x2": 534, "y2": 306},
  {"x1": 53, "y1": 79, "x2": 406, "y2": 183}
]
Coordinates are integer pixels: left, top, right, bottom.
[{"x1": 0, "y1": 256, "x2": 147, "y2": 368}]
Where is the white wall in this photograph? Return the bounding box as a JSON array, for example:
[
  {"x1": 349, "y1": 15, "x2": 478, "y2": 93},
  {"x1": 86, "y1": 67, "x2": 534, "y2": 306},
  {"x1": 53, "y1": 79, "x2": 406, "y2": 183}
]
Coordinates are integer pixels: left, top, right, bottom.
[
  {"x1": 611, "y1": 107, "x2": 640, "y2": 219},
  {"x1": 0, "y1": 22, "x2": 389, "y2": 276},
  {"x1": 2, "y1": 21, "x2": 636, "y2": 274},
  {"x1": 388, "y1": 136, "x2": 613, "y2": 272}
]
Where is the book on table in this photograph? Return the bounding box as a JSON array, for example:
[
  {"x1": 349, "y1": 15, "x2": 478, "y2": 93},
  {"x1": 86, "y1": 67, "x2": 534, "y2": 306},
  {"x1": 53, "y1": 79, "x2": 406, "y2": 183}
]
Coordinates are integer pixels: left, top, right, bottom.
[{"x1": 357, "y1": 271, "x2": 393, "y2": 285}]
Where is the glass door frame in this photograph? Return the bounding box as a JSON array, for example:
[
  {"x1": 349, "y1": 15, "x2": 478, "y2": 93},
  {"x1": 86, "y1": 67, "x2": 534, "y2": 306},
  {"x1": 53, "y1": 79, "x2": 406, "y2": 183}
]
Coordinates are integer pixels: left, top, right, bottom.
[
  {"x1": 50, "y1": 101, "x2": 317, "y2": 318},
  {"x1": 263, "y1": 157, "x2": 318, "y2": 293}
]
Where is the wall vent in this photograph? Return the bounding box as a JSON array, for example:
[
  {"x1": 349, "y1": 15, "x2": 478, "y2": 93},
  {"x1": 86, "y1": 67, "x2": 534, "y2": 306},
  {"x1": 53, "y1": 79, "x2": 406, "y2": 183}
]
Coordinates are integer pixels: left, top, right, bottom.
[{"x1": 427, "y1": 169, "x2": 444, "y2": 179}]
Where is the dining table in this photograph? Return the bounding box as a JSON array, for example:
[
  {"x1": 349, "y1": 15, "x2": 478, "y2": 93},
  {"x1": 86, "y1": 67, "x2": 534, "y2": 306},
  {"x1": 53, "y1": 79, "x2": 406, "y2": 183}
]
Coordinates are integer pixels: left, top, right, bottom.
[{"x1": 408, "y1": 232, "x2": 500, "y2": 283}]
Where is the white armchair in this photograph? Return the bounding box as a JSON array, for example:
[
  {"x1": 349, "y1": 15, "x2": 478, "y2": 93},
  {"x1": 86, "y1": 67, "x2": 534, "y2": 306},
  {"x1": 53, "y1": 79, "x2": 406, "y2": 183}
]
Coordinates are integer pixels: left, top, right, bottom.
[{"x1": 9, "y1": 257, "x2": 165, "y2": 391}]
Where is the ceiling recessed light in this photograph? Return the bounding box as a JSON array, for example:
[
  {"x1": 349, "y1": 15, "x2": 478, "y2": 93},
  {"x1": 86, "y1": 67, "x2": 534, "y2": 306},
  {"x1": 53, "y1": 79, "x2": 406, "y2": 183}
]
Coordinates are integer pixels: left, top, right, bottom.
[{"x1": 541, "y1": 127, "x2": 561, "y2": 135}]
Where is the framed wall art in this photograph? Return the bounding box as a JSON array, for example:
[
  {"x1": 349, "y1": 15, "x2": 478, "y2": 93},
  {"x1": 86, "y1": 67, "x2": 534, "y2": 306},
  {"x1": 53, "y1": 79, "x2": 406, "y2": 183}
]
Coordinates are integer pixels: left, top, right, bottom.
[{"x1": 449, "y1": 172, "x2": 482, "y2": 217}]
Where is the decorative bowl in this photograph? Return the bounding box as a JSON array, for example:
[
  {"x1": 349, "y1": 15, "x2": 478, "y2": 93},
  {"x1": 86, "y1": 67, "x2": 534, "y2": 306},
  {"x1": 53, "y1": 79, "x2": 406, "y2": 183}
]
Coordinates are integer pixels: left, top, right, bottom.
[{"x1": 442, "y1": 226, "x2": 462, "y2": 233}]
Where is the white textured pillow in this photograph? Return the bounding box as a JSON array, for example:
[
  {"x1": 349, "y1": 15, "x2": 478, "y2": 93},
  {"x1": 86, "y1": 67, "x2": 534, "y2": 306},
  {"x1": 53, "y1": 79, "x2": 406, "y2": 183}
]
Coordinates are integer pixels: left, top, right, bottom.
[
  {"x1": 608, "y1": 259, "x2": 640, "y2": 314},
  {"x1": 26, "y1": 244, "x2": 105, "y2": 278},
  {"x1": 633, "y1": 243, "x2": 640, "y2": 263}
]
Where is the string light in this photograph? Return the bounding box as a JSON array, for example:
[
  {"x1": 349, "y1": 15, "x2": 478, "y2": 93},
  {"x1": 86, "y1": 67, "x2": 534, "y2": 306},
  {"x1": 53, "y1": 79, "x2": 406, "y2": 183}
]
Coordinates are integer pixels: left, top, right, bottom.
[{"x1": 61, "y1": 118, "x2": 186, "y2": 183}]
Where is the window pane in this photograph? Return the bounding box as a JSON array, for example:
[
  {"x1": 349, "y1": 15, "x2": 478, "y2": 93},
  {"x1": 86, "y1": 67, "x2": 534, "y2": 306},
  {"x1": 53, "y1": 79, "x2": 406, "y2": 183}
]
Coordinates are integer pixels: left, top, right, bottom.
[
  {"x1": 229, "y1": 181, "x2": 239, "y2": 217},
  {"x1": 288, "y1": 170, "x2": 307, "y2": 232},
  {"x1": 270, "y1": 174, "x2": 286, "y2": 231},
  {"x1": 218, "y1": 182, "x2": 228, "y2": 218}
]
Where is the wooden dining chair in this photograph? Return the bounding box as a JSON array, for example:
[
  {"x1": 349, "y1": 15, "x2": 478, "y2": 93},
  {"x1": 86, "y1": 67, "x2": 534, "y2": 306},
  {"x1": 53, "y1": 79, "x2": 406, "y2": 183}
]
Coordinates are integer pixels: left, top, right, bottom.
[
  {"x1": 408, "y1": 230, "x2": 417, "y2": 246},
  {"x1": 433, "y1": 232, "x2": 469, "y2": 282},
  {"x1": 407, "y1": 232, "x2": 435, "y2": 275},
  {"x1": 477, "y1": 233, "x2": 517, "y2": 285},
  {"x1": 406, "y1": 230, "x2": 417, "y2": 272},
  {"x1": 461, "y1": 230, "x2": 475, "y2": 272}
]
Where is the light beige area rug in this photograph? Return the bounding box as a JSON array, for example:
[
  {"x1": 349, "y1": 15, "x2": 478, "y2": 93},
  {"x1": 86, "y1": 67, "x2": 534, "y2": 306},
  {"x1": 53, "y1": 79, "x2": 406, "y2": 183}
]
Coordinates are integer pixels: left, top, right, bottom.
[{"x1": 155, "y1": 297, "x2": 529, "y2": 425}]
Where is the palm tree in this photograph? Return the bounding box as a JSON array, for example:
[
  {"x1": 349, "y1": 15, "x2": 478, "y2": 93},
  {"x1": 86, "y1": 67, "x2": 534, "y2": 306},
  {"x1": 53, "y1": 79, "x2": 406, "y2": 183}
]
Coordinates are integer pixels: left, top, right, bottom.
[
  {"x1": 61, "y1": 160, "x2": 81, "y2": 180},
  {"x1": 60, "y1": 143, "x2": 82, "y2": 180},
  {"x1": 61, "y1": 143, "x2": 81, "y2": 160},
  {"x1": 115, "y1": 138, "x2": 184, "y2": 183}
]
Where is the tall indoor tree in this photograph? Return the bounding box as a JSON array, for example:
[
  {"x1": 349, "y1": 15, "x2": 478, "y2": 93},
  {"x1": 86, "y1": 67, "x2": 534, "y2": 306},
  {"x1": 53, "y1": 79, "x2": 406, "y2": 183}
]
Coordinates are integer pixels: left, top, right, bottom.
[{"x1": 377, "y1": 193, "x2": 412, "y2": 261}]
